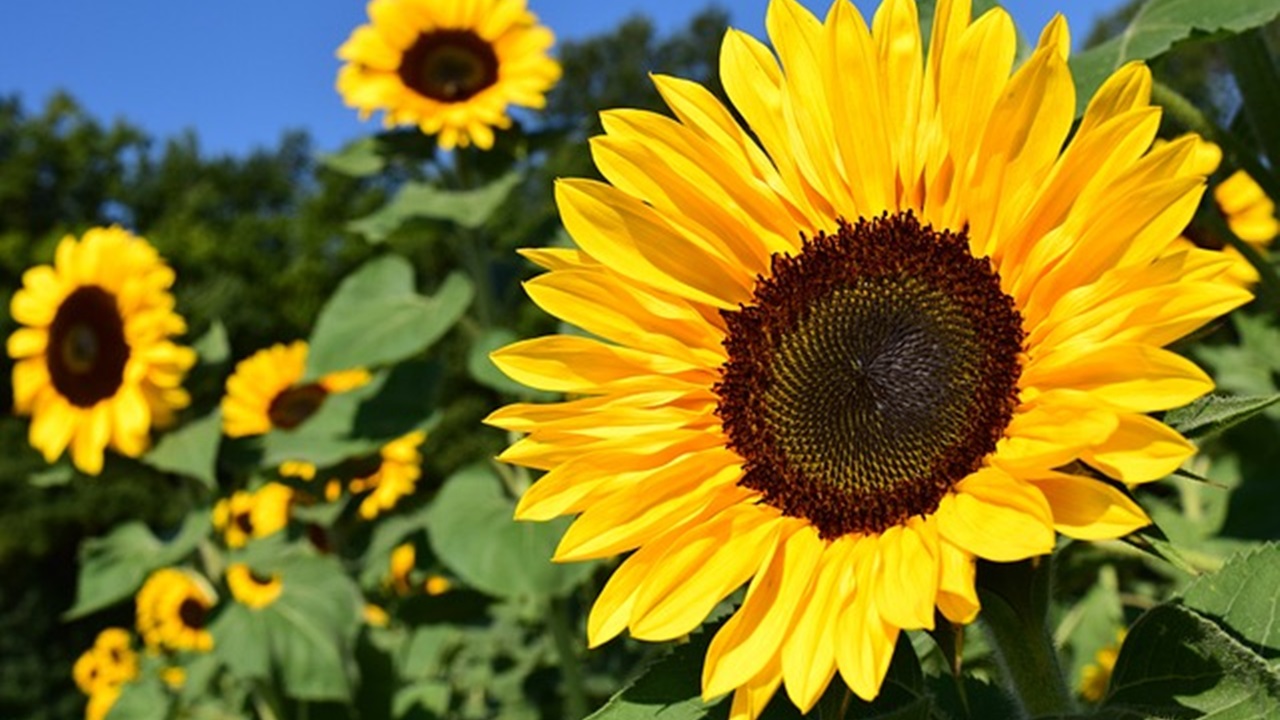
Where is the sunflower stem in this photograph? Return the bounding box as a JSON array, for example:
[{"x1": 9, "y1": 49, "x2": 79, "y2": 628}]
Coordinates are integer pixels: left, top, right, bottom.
[
  {"x1": 977, "y1": 557, "x2": 1073, "y2": 719},
  {"x1": 548, "y1": 596, "x2": 589, "y2": 719}
]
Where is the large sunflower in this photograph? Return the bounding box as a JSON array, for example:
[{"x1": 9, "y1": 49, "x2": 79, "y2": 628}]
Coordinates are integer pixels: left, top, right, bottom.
[
  {"x1": 221, "y1": 340, "x2": 368, "y2": 438},
  {"x1": 8, "y1": 227, "x2": 196, "y2": 475},
  {"x1": 336, "y1": 0, "x2": 561, "y2": 150},
  {"x1": 487, "y1": 0, "x2": 1251, "y2": 715},
  {"x1": 135, "y1": 567, "x2": 215, "y2": 653}
]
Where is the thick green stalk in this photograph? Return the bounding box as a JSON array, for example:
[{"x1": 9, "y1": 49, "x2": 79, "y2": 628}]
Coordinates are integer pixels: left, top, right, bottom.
[{"x1": 977, "y1": 558, "x2": 1073, "y2": 718}]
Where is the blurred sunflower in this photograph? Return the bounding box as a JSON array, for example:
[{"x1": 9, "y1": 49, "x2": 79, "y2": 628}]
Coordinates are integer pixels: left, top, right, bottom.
[
  {"x1": 226, "y1": 563, "x2": 284, "y2": 609},
  {"x1": 135, "y1": 568, "x2": 215, "y2": 652},
  {"x1": 221, "y1": 340, "x2": 369, "y2": 437},
  {"x1": 84, "y1": 686, "x2": 123, "y2": 720},
  {"x1": 1079, "y1": 632, "x2": 1125, "y2": 703},
  {"x1": 72, "y1": 628, "x2": 138, "y2": 696},
  {"x1": 349, "y1": 430, "x2": 427, "y2": 519},
  {"x1": 1173, "y1": 138, "x2": 1278, "y2": 287},
  {"x1": 7, "y1": 227, "x2": 196, "y2": 475},
  {"x1": 487, "y1": 0, "x2": 1250, "y2": 714},
  {"x1": 336, "y1": 0, "x2": 561, "y2": 150},
  {"x1": 388, "y1": 542, "x2": 416, "y2": 595},
  {"x1": 212, "y1": 482, "x2": 294, "y2": 548}
]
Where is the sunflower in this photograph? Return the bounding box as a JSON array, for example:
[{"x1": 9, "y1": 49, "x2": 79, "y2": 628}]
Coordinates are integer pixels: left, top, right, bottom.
[
  {"x1": 211, "y1": 482, "x2": 294, "y2": 548},
  {"x1": 221, "y1": 340, "x2": 369, "y2": 438},
  {"x1": 1172, "y1": 138, "x2": 1278, "y2": 287},
  {"x1": 336, "y1": 0, "x2": 561, "y2": 150},
  {"x1": 486, "y1": 0, "x2": 1250, "y2": 715},
  {"x1": 135, "y1": 568, "x2": 215, "y2": 652},
  {"x1": 1079, "y1": 630, "x2": 1125, "y2": 702},
  {"x1": 84, "y1": 686, "x2": 123, "y2": 720},
  {"x1": 8, "y1": 227, "x2": 196, "y2": 475},
  {"x1": 226, "y1": 563, "x2": 284, "y2": 609},
  {"x1": 349, "y1": 430, "x2": 427, "y2": 519},
  {"x1": 73, "y1": 628, "x2": 139, "y2": 696},
  {"x1": 389, "y1": 542, "x2": 416, "y2": 595}
]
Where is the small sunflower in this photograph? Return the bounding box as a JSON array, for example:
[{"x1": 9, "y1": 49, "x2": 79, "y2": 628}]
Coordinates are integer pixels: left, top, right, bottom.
[
  {"x1": 1080, "y1": 630, "x2": 1126, "y2": 702},
  {"x1": 73, "y1": 628, "x2": 138, "y2": 696},
  {"x1": 1173, "y1": 138, "x2": 1278, "y2": 287},
  {"x1": 212, "y1": 482, "x2": 294, "y2": 549},
  {"x1": 84, "y1": 685, "x2": 123, "y2": 720},
  {"x1": 389, "y1": 542, "x2": 416, "y2": 595},
  {"x1": 363, "y1": 603, "x2": 391, "y2": 627},
  {"x1": 221, "y1": 340, "x2": 369, "y2": 438},
  {"x1": 336, "y1": 0, "x2": 561, "y2": 150},
  {"x1": 349, "y1": 430, "x2": 427, "y2": 519},
  {"x1": 135, "y1": 568, "x2": 215, "y2": 652},
  {"x1": 8, "y1": 227, "x2": 196, "y2": 475},
  {"x1": 487, "y1": 0, "x2": 1250, "y2": 715},
  {"x1": 425, "y1": 574, "x2": 453, "y2": 596},
  {"x1": 226, "y1": 563, "x2": 284, "y2": 609}
]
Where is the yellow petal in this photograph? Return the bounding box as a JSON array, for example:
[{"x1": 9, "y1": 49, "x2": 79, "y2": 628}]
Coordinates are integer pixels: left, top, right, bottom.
[
  {"x1": 1022, "y1": 343, "x2": 1212, "y2": 413},
  {"x1": 872, "y1": 518, "x2": 939, "y2": 631},
  {"x1": 935, "y1": 467, "x2": 1054, "y2": 562},
  {"x1": 728, "y1": 655, "x2": 784, "y2": 720},
  {"x1": 490, "y1": 335, "x2": 707, "y2": 394},
  {"x1": 1030, "y1": 472, "x2": 1151, "y2": 540},
  {"x1": 1083, "y1": 412, "x2": 1194, "y2": 484}
]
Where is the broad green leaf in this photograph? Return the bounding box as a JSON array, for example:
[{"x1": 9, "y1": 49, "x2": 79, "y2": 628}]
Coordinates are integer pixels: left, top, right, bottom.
[
  {"x1": 1181, "y1": 543, "x2": 1280, "y2": 659},
  {"x1": 66, "y1": 510, "x2": 212, "y2": 619},
  {"x1": 400, "y1": 625, "x2": 462, "y2": 679},
  {"x1": 262, "y1": 361, "x2": 440, "y2": 467},
  {"x1": 105, "y1": 676, "x2": 171, "y2": 720},
  {"x1": 585, "y1": 619, "x2": 729, "y2": 720},
  {"x1": 359, "y1": 501, "x2": 433, "y2": 588},
  {"x1": 394, "y1": 680, "x2": 452, "y2": 718},
  {"x1": 425, "y1": 463, "x2": 595, "y2": 599},
  {"x1": 193, "y1": 320, "x2": 230, "y2": 365},
  {"x1": 28, "y1": 462, "x2": 73, "y2": 487},
  {"x1": 1164, "y1": 394, "x2": 1280, "y2": 441},
  {"x1": 467, "y1": 328, "x2": 528, "y2": 395},
  {"x1": 219, "y1": 547, "x2": 364, "y2": 702},
  {"x1": 141, "y1": 410, "x2": 222, "y2": 489},
  {"x1": 209, "y1": 602, "x2": 272, "y2": 681},
  {"x1": 1071, "y1": 0, "x2": 1280, "y2": 115},
  {"x1": 320, "y1": 136, "x2": 386, "y2": 177},
  {"x1": 347, "y1": 172, "x2": 522, "y2": 242},
  {"x1": 1104, "y1": 603, "x2": 1280, "y2": 717},
  {"x1": 305, "y1": 255, "x2": 472, "y2": 378}
]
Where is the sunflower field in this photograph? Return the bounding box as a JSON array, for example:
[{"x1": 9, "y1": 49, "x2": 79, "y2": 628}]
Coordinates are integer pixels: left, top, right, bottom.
[{"x1": 4, "y1": 0, "x2": 1280, "y2": 719}]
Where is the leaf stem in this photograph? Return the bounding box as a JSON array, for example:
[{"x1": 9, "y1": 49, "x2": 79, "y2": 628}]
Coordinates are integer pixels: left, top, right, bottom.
[
  {"x1": 977, "y1": 557, "x2": 1074, "y2": 718},
  {"x1": 548, "y1": 596, "x2": 589, "y2": 719}
]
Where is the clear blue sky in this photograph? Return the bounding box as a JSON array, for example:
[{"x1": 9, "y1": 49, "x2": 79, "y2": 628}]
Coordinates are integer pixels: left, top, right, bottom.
[{"x1": 0, "y1": 0, "x2": 1118, "y2": 157}]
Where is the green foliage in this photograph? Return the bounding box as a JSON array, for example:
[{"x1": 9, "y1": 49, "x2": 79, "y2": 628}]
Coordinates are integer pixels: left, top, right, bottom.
[
  {"x1": 348, "y1": 172, "x2": 523, "y2": 242},
  {"x1": 141, "y1": 410, "x2": 223, "y2": 489},
  {"x1": 66, "y1": 510, "x2": 211, "y2": 619},
  {"x1": 1070, "y1": 0, "x2": 1280, "y2": 115},
  {"x1": 426, "y1": 464, "x2": 595, "y2": 600},
  {"x1": 1163, "y1": 392, "x2": 1280, "y2": 441},
  {"x1": 305, "y1": 256, "x2": 473, "y2": 378}
]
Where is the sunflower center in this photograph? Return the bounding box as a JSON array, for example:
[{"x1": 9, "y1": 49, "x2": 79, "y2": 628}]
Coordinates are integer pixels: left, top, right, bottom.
[
  {"x1": 400, "y1": 30, "x2": 499, "y2": 103},
  {"x1": 716, "y1": 213, "x2": 1024, "y2": 539},
  {"x1": 177, "y1": 598, "x2": 207, "y2": 630},
  {"x1": 233, "y1": 510, "x2": 254, "y2": 535},
  {"x1": 47, "y1": 286, "x2": 130, "y2": 408},
  {"x1": 267, "y1": 384, "x2": 328, "y2": 430},
  {"x1": 249, "y1": 569, "x2": 277, "y2": 587}
]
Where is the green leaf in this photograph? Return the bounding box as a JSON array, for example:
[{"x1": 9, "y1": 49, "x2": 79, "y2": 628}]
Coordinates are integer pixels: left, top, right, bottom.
[
  {"x1": 1164, "y1": 394, "x2": 1280, "y2": 441},
  {"x1": 359, "y1": 501, "x2": 433, "y2": 588},
  {"x1": 347, "y1": 172, "x2": 522, "y2": 242},
  {"x1": 586, "y1": 620, "x2": 728, "y2": 720},
  {"x1": 400, "y1": 625, "x2": 461, "y2": 679},
  {"x1": 425, "y1": 463, "x2": 595, "y2": 599},
  {"x1": 193, "y1": 320, "x2": 230, "y2": 366},
  {"x1": 105, "y1": 676, "x2": 171, "y2": 720},
  {"x1": 1225, "y1": 29, "x2": 1280, "y2": 177},
  {"x1": 394, "y1": 680, "x2": 452, "y2": 718},
  {"x1": 209, "y1": 602, "x2": 272, "y2": 681},
  {"x1": 305, "y1": 255, "x2": 472, "y2": 378},
  {"x1": 218, "y1": 547, "x2": 364, "y2": 702},
  {"x1": 319, "y1": 136, "x2": 386, "y2": 177},
  {"x1": 141, "y1": 410, "x2": 222, "y2": 489},
  {"x1": 1103, "y1": 603, "x2": 1280, "y2": 717},
  {"x1": 1181, "y1": 543, "x2": 1280, "y2": 659},
  {"x1": 1071, "y1": 0, "x2": 1280, "y2": 116},
  {"x1": 468, "y1": 328, "x2": 528, "y2": 395},
  {"x1": 28, "y1": 462, "x2": 73, "y2": 487},
  {"x1": 66, "y1": 509, "x2": 212, "y2": 619}
]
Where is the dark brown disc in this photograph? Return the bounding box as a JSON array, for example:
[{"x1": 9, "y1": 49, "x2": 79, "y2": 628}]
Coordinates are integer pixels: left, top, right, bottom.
[
  {"x1": 399, "y1": 30, "x2": 500, "y2": 102},
  {"x1": 47, "y1": 286, "x2": 130, "y2": 407}
]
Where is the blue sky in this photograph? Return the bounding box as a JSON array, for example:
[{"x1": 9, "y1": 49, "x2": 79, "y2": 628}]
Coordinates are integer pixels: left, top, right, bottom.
[{"x1": 0, "y1": 0, "x2": 1118, "y2": 157}]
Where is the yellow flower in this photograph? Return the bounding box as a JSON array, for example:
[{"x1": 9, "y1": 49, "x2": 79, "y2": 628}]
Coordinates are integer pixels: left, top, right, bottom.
[
  {"x1": 1080, "y1": 631, "x2": 1126, "y2": 702},
  {"x1": 226, "y1": 563, "x2": 284, "y2": 609},
  {"x1": 363, "y1": 603, "x2": 391, "y2": 627},
  {"x1": 85, "y1": 685, "x2": 122, "y2": 720},
  {"x1": 73, "y1": 628, "x2": 139, "y2": 696},
  {"x1": 7, "y1": 227, "x2": 196, "y2": 475},
  {"x1": 486, "y1": 0, "x2": 1250, "y2": 715},
  {"x1": 1170, "y1": 138, "x2": 1278, "y2": 287},
  {"x1": 389, "y1": 542, "x2": 416, "y2": 595},
  {"x1": 221, "y1": 340, "x2": 369, "y2": 438},
  {"x1": 349, "y1": 431, "x2": 427, "y2": 520},
  {"x1": 135, "y1": 568, "x2": 215, "y2": 653},
  {"x1": 279, "y1": 460, "x2": 317, "y2": 481},
  {"x1": 336, "y1": 0, "x2": 562, "y2": 150},
  {"x1": 425, "y1": 575, "x2": 452, "y2": 596},
  {"x1": 161, "y1": 666, "x2": 187, "y2": 690},
  {"x1": 212, "y1": 482, "x2": 294, "y2": 549}
]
